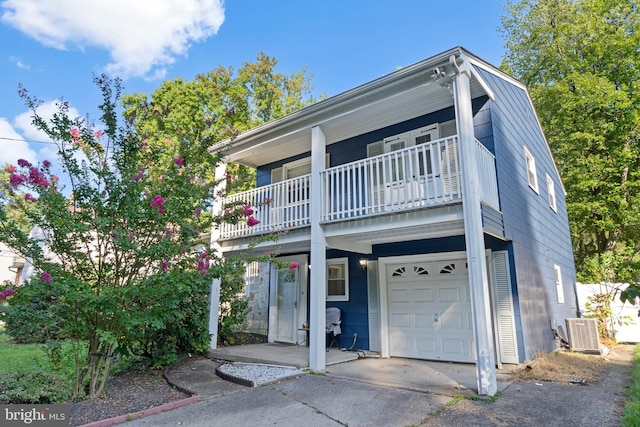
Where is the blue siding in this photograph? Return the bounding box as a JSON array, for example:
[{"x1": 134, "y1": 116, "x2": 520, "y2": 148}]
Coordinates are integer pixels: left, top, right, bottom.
[{"x1": 474, "y1": 66, "x2": 578, "y2": 361}]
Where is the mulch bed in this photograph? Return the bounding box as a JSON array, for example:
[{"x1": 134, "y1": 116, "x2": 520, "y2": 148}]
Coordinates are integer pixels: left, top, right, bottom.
[{"x1": 69, "y1": 368, "x2": 189, "y2": 427}]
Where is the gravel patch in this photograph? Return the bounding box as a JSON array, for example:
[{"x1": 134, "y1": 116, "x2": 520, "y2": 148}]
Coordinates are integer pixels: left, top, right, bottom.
[{"x1": 216, "y1": 363, "x2": 306, "y2": 388}]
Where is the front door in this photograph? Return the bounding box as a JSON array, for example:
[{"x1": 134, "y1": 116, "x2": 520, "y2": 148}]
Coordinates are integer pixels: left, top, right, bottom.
[{"x1": 272, "y1": 255, "x2": 307, "y2": 344}]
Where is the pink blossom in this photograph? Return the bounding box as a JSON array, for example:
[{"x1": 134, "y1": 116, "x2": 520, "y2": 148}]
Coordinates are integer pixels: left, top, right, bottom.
[
  {"x1": 225, "y1": 174, "x2": 232, "y2": 180},
  {"x1": 197, "y1": 252, "x2": 210, "y2": 274},
  {"x1": 162, "y1": 262, "x2": 168, "y2": 272},
  {"x1": 142, "y1": 140, "x2": 148, "y2": 148},
  {"x1": 242, "y1": 205, "x2": 254, "y2": 217},
  {"x1": 51, "y1": 175, "x2": 59, "y2": 182},
  {"x1": 94, "y1": 129, "x2": 103, "y2": 138},
  {"x1": 17, "y1": 159, "x2": 31, "y2": 168},
  {"x1": 247, "y1": 216, "x2": 260, "y2": 227},
  {"x1": 150, "y1": 195, "x2": 165, "y2": 208},
  {"x1": 5, "y1": 165, "x2": 16, "y2": 173},
  {"x1": 24, "y1": 193, "x2": 36, "y2": 202},
  {"x1": 41, "y1": 271, "x2": 52, "y2": 284},
  {"x1": 70, "y1": 128, "x2": 80, "y2": 140},
  {"x1": 263, "y1": 197, "x2": 273, "y2": 206},
  {"x1": 289, "y1": 262, "x2": 299, "y2": 270},
  {"x1": 158, "y1": 208, "x2": 165, "y2": 215},
  {"x1": 174, "y1": 158, "x2": 184, "y2": 166},
  {"x1": 132, "y1": 172, "x2": 144, "y2": 182},
  {"x1": 28, "y1": 167, "x2": 49, "y2": 188},
  {"x1": 9, "y1": 173, "x2": 27, "y2": 187},
  {"x1": 0, "y1": 292, "x2": 5, "y2": 300},
  {"x1": 4, "y1": 287, "x2": 13, "y2": 297},
  {"x1": 42, "y1": 160, "x2": 51, "y2": 169},
  {"x1": 193, "y1": 207, "x2": 202, "y2": 217}
]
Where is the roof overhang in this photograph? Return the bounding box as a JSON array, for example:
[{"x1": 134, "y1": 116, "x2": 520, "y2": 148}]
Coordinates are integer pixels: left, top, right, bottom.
[{"x1": 211, "y1": 47, "x2": 494, "y2": 168}]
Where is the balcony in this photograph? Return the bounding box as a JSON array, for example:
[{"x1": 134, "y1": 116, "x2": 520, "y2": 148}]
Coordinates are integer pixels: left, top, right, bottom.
[{"x1": 218, "y1": 136, "x2": 499, "y2": 241}]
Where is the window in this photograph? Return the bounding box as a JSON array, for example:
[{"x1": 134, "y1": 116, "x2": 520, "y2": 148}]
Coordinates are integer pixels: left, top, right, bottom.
[
  {"x1": 547, "y1": 174, "x2": 557, "y2": 212},
  {"x1": 554, "y1": 264, "x2": 564, "y2": 304},
  {"x1": 271, "y1": 155, "x2": 330, "y2": 183},
  {"x1": 327, "y1": 258, "x2": 349, "y2": 301},
  {"x1": 524, "y1": 146, "x2": 539, "y2": 193}
]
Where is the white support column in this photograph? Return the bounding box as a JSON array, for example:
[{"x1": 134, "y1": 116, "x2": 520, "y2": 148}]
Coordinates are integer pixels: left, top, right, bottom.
[
  {"x1": 451, "y1": 55, "x2": 497, "y2": 396},
  {"x1": 309, "y1": 126, "x2": 327, "y2": 371},
  {"x1": 208, "y1": 162, "x2": 227, "y2": 350}
]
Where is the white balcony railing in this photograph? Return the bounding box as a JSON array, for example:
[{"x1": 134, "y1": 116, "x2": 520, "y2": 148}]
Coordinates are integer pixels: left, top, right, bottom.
[
  {"x1": 321, "y1": 136, "x2": 463, "y2": 221},
  {"x1": 218, "y1": 136, "x2": 499, "y2": 239},
  {"x1": 219, "y1": 174, "x2": 311, "y2": 239}
]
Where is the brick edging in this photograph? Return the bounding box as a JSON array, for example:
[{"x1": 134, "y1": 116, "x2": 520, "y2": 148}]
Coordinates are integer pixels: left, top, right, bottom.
[{"x1": 77, "y1": 395, "x2": 202, "y2": 427}]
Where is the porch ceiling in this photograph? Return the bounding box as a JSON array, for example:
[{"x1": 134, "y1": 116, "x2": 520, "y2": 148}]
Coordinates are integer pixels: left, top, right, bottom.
[{"x1": 216, "y1": 48, "x2": 491, "y2": 168}]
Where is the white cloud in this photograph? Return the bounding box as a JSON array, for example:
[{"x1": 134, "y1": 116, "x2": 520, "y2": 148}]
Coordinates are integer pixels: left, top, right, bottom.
[
  {"x1": 0, "y1": 118, "x2": 37, "y2": 166},
  {"x1": 9, "y1": 56, "x2": 30, "y2": 69},
  {"x1": 1, "y1": 0, "x2": 225, "y2": 79}
]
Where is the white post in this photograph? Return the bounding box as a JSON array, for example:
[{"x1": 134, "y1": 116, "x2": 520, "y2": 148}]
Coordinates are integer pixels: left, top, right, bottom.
[
  {"x1": 208, "y1": 162, "x2": 227, "y2": 350},
  {"x1": 452, "y1": 55, "x2": 497, "y2": 396},
  {"x1": 309, "y1": 126, "x2": 327, "y2": 370}
]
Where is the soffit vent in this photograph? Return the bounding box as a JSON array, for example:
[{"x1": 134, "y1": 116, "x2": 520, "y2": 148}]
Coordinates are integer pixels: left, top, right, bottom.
[{"x1": 565, "y1": 318, "x2": 601, "y2": 354}]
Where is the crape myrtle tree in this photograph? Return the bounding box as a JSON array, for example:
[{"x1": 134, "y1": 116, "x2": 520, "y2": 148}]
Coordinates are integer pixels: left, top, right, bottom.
[
  {"x1": 0, "y1": 54, "x2": 319, "y2": 398},
  {"x1": 0, "y1": 75, "x2": 258, "y2": 399},
  {"x1": 500, "y1": 0, "x2": 640, "y2": 308}
]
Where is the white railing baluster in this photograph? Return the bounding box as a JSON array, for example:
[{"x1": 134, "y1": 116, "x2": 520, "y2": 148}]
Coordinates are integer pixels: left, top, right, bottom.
[{"x1": 219, "y1": 135, "x2": 499, "y2": 239}]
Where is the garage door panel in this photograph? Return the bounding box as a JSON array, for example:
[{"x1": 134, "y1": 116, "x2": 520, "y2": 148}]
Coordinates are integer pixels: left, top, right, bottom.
[
  {"x1": 390, "y1": 313, "x2": 412, "y2": 328},
  {"x1": 441, "y1": 338, "x2": 470, "y2": 359},
  {"x1": 416, "y1": 338, "x2": 437, "y2": 354},
  {"x1": 387, "y1": 258, "x2": 474, "y2": 362},
  {"x1": 439, "y1": 312, "x2": 464, "y2": 329},
  {"x1": 439, "y1": 286, "x2": 465, "y2": 302},
  {"x1": 415, "y1": 314, "x2": 434, "y2": 328},
  {"x1": 414, "y1": 288, "x2": 434, "y2": 302},
  {"x1": 389, "y1": 289, "x2": 409, "y2": 302}
]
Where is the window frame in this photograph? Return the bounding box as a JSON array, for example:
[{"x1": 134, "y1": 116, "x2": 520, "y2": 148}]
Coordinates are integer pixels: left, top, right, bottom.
[
  {"x1": 554, "y1": 264, "x2": 565, "y2": 304},
  {"x1": 546, "y1": 173, "x2": 557, "y2": 212},
  {"x1": 524, "y1": 146, "x2": 539, "y2": 193},
  {"x1": 326, "y1": 257, "x2": 349, "y2": 302}
]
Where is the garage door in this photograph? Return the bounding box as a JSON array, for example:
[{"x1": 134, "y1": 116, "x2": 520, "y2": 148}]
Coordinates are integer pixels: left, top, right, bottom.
[{"x1": 387, "y1": 258, "x2": 475, "y2": 362}]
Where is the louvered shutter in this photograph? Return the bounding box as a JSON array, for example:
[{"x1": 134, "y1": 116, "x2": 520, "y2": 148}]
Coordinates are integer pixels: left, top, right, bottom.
[
  {"x1": 491, "y1": 251, "x2": 519, "y2": 364},
  {"x1": 367, "y1": 260, "x2": 381, "y2": 352}
]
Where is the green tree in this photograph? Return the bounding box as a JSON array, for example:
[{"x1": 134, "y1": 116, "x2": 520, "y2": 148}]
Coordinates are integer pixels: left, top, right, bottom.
[
  {"x1": 500, "y1": 0, "x2": 640, "y2": 292},
  {"x1": 0, "y1": 75, "x2": 250, "y2": 398},
  {"x1": 121, "y1": 52, "x2": 321, "y2": 193}
]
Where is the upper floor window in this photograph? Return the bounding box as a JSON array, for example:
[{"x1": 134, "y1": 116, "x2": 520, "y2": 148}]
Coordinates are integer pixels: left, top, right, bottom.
[
  {"x1": 547, "y1": 174, "x2": 557, "y2": 212},
  {"x1": 327, "y1": 258, "x2": 349, "y2": 301},
  {"x1": 524, "y1": 146, "x2": 539, "y2": 193}
]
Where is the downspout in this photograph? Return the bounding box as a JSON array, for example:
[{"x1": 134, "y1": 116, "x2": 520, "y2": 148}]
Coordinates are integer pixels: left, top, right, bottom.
[{"x1": 449, "y1": 54, "x2": 498, "y2": 396}]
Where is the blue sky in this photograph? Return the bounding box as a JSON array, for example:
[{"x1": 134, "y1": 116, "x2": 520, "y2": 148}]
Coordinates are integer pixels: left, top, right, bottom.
[{"x1": 0, "y1": 0, "x2": 507, "y2": 168}]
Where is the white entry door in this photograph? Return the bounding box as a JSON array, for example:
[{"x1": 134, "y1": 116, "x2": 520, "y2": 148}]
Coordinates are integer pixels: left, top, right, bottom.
[
  {"x1": 386, "y1": 257, "x2": 474, "y2": 362},
  {"x1": 271, "y1": 255, "x2": 307, "y2": 344}
]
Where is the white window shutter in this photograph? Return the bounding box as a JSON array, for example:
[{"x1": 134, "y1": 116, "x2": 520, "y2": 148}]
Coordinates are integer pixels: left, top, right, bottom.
[{"x1": 491, "y1": 251, "x2": 519, "y2": 364}]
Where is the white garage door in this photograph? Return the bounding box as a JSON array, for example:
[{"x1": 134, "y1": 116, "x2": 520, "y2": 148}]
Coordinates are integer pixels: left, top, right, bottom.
[{"x1": 387, "y1": 258, "x2": 475, "y2": 362}]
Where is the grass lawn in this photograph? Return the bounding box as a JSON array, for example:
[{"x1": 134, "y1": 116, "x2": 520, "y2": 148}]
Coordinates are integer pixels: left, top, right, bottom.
[
  {"x1": 622, "y1": 343, "x2": 640, "y2": 427},
  {"x1": 0, "y1": 327, "x2": 55, "y2": 374}
]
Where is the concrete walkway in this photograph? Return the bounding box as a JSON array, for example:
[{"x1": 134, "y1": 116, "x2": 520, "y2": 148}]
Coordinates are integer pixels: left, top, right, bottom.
[{"x1": 121, "y1": 344, "x2": 634, "y2": 427}]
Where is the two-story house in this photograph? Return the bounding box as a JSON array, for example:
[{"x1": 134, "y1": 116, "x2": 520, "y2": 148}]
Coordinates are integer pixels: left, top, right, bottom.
[{"x1": 208, "y1": 47, "x2": 579, "y2": 395}]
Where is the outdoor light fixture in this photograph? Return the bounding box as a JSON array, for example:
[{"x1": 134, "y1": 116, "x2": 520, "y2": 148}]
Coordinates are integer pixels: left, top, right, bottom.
[{"x1": 359, "y1": 258, "x2": 367, "y2": 270}]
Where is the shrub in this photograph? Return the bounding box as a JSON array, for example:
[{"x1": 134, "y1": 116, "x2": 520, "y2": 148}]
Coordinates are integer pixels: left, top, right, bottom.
[{"x1": 0, "y1": 369, "x2": 72, "y2": 404}]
